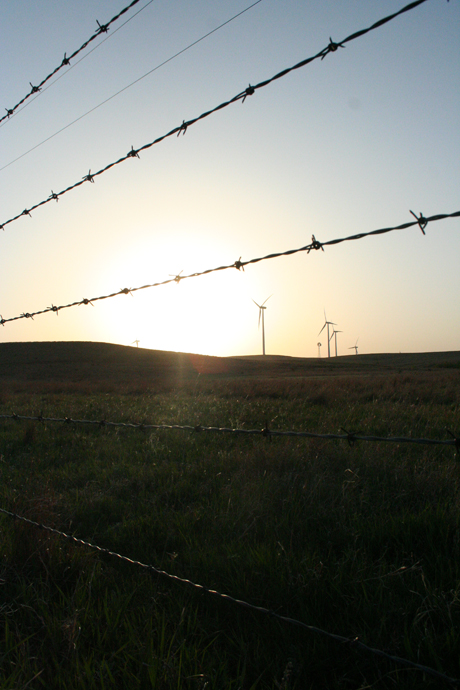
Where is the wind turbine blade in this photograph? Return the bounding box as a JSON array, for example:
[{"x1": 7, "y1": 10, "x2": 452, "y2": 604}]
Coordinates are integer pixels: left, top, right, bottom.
[
  {"x1": 258, "y1": 310, "x2": 262, "y2": 328},
  {"x1": 252, "y1": 299, "x2": 261, "y2": 308},
  {"x1": 261, "y1": 294, "x2": 272, "y2": 307},
  {"x1": 318, "y1": 323, "x2": 326, "y2": 336}
]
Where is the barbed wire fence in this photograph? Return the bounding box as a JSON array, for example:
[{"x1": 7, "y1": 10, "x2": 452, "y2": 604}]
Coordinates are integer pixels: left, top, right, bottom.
[
  {"x1": 1, "y1": 0, "x2": 459, "y2": 684},
  {"x1": 0, "y1": 0, "x2": 157, "y2": 134},
  {"x1": 1, "y1": 412, "x2": 459, "y2": 454},
  {"x1": 0, "y1": 0, "x2": 433, "y2": 233},
  {"x1": 0, "y1": 505, "x2": 458, "y2": 687},
  {"x1": 0, "y1": 0, "x2": 143, "y2": 125},
  {"x1": 1, "y1": 210, "x2": 458, "y2": 326}
]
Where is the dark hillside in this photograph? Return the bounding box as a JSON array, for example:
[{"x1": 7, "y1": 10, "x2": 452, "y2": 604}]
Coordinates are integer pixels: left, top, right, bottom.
[{"x1": 0, "y1": 341, "x2": 459, "y2": 392}]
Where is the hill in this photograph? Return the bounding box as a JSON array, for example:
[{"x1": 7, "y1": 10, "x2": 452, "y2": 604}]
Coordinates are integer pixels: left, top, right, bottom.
[{"x1": 0, "y1": 341, "x2": 459, "y2": 392}]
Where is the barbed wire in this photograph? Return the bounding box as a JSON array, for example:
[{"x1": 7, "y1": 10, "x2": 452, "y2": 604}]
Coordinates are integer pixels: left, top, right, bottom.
[
  {"x1": 1, "y1": 413, "x2": 458, "y2": 453},
  {"x1": 0, "y1": 505, "x2": 457, "y2": 686},
  {"x1": 0, "y1": 0, "x2": 264, "y2": 171},
  {"x1": 0, "y1": 210, "x2": 458, "y2": 326},
  {"x1": 0, "y1": 1, "x2": 156, "y2": 133},
  {"x1": 0, "y1": 0, "x2": 142, "y2": 126},
  {"x1": 0, "y1": 0, "x2": 433, "y2": 232}
]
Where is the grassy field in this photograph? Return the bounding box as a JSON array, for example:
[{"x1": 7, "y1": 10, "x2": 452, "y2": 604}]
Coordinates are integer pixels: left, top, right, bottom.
[{"x1": 1, "y1": 343, "x2": 460, "y2": 688}]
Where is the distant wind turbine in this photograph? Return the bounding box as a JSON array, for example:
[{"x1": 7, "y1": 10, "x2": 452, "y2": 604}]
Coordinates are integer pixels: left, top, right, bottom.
[
  {"x1": 318, "y1": 311, "x2": 336, "y2": 358},
  {"x1": 132, "y1": 340, "x2": 140, "y2": 348},
  {"x1": 252, "y1": 295, "x2": 272, "y2": 356},
  {"x1": 317, "y1": 342, "x2": 322, "y2": 358},
  {"x1": 330, "y1": 329, "x2": 342, "y2": 357},
  {"x1": 349, "y1": 338, "x2": 359, "y2": 355}
]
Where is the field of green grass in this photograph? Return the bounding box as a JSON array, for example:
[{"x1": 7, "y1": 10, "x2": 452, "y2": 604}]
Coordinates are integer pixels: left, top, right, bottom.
[{"x1": 1, "y1": 343, "x2": 460, "y2": 688}]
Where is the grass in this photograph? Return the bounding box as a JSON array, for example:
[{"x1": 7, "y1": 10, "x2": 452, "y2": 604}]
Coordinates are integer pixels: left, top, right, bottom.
[{"x1": 1, "y1": 367, "x2": 460, "y2": 688}]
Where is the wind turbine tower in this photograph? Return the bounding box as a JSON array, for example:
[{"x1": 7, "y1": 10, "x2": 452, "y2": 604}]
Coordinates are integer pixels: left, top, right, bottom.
[
  {"x1": 132, "y1": 340, "x2": 140, "y2": 348},
  {"x1": 252, "y1": 296, "x2": 272, "y2": 356},
  {"x1": 318, "y1": 311, "x2": 336, "y2": 358},
  {"x1": 330, "y1": 329, "x2": 342, "y2": 357}
]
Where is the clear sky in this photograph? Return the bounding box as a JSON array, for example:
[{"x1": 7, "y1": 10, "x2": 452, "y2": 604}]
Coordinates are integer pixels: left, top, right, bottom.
[{"x1": 1, "y1": 0, "x2": 459, "y2": 358}]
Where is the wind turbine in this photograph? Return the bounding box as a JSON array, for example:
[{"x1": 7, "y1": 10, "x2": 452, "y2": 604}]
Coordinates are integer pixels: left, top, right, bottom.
[
  {"x1": 349, "y1": 338, "x2": 359, "y2": 355},
  {"x1": 317, "y1": 342, "x2": 322, "y2": 358},
  {"x1": 252, "y1": 295, "x2": 272, "y2": 356},
  {"x1": 318, "y1": 311, "x2": 336, "y2": 358},
  {"x1": 132, "y1": 340, "x2": 140, "y2": 348},
  {"x1": 329, "y1": 329, "x2": 342, "y2": 357}
]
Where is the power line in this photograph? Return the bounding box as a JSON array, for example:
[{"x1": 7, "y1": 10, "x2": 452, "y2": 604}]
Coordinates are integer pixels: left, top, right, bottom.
[
  {"x1": 0, "y1": 505, "x2": 457, "y2": 686},
  {"x1": 0, "y1": 0, "x2": 143, "y2": 125},
  {"x1": 0, "y1": 210, "x2": 458, "y2": 326},
  {"x1": 0, "y1": 0, "x2": 264, "y2": 172},
  {"x1": 0, "y1": 0, "x2": 433, "y2": 232}
]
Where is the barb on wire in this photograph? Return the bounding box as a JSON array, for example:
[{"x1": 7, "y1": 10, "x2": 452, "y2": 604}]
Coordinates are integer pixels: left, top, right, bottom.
[
  {"x1": 96, "y1": 20, "x2": 110, "y2": 35},
  {"x1": 0, "y1": 506, "x2": 457, "y2": 686},
  {"x1": 177, "y1": 120, "x2": 188, "y2": 137},
  {"x1": 321, "y1": 37, "x2": 346, "y2": 59},
  {"x1": 310, "y1": 234, "x2": 324, "y2": 252},
  {"x1": 1, "y1": 413, "x2": 459, "y2": 451},
  {"x1": 410, "y1": 210, "x2": 428, "y2": 234},
  {"x1": 0, "y1": 210, "x2": 458, "y2": 327},
  {"x1": 127, "y1": 146, "x2": 140, "y2": 159},
  {"x1": 169, "y1": 271, "x2": 183, "y2": 283},
  {"x1": 0, "y1": 0, "x2": 433, "y2": 232},
  {"x1": 0, "y1": 0, "x2": 141, "y2": 125},
  {"x1": 241, "y1": 84, "x2": 255, "y2": 103},
  {"x1": 82, "y1": 169, "x2": 95, "y2": 183}
]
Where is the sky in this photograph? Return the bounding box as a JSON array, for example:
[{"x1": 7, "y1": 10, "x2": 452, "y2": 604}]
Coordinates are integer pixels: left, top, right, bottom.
[{"x1": 1, "y1": 0, "x2": 459, "y2": 358}]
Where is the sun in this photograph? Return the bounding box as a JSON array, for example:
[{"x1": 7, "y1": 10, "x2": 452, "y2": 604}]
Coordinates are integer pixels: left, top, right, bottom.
[{"x1": 95, "y1": 223, "x2": 257, "y2": 356}]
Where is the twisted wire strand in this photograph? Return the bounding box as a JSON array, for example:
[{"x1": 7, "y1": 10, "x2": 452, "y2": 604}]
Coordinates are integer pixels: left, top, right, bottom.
[
  {"x1": 1, "y1": 0, "x2": 142, "y2": 125},
  {"x1": 0, "y1": 210, "x2": 458, "y2": 326},
  {"x1": 0, "y1": 506, "x2": 457, "y2": 686},
  {"x1": 1, "y1": 413, "x2": 458, "y2": 450},
  {"x1": 0, "y1": 0, "x2": 432, "y2": 232}
]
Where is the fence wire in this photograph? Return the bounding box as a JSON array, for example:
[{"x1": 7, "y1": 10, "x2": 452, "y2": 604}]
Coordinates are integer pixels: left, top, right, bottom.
[
  {"x1": 0, "y1": 505, "x2": 457, "y2": 686},
  {"x1": 0, "y1": 0, "x2": 262, "y2": 172},
  {"x1": 1, "y1": 413, "x2": 458, "y2": 453},
  {"x1": 1, "y1": 210, "x2": 458, "y2": 327},
  {"x1": 1, "y1": 0, "x2": 142, "y2": 125},
  {"x1": 0, "y1": 0, "x2": 434, "y2": 232}
]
